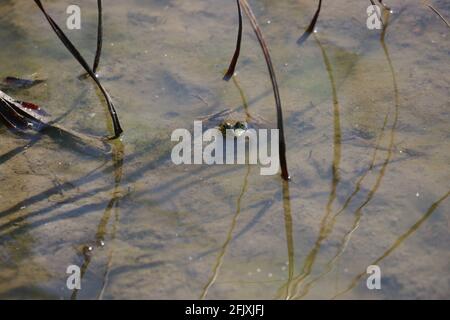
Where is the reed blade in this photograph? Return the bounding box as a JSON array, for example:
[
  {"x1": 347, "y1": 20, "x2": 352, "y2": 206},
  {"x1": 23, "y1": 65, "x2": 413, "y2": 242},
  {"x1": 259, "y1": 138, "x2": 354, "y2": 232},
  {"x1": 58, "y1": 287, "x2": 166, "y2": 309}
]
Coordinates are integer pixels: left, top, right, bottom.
[
  {"x1": 93, "y1": 0, "x2": 103, "y2": 73},
  {"x1": 427, "y1": 3, "x2": 450, "y2": 28},
  {"x1": 33, "y1": 0, "x2": 123, "y2": 140},
  {"x1": 297, "y1": 0, "x2": 322, "y2": 46},
  {"x1": 239, "y1": 0, "x2": 290, "y2": 180},
  {"x1": 223, "y1": 0, "x2": 243, "y2": 81}
]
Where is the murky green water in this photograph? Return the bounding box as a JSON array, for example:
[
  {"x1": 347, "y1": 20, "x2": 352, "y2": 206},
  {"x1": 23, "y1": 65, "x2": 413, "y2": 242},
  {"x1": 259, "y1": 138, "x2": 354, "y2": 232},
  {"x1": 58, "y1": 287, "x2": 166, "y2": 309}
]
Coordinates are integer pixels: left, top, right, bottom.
[{"x1": 0, "y1": 0, "x2": 449, "y2": 299}]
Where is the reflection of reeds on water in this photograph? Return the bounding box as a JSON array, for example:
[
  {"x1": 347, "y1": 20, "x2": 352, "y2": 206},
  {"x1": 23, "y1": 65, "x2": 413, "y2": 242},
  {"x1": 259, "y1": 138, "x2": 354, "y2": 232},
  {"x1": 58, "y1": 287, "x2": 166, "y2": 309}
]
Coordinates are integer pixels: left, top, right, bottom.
[
  {"x1": 278, "y1": 180, "x2": 295, "y2": 299},
  {"x1": 333, "y1": 190, "x2": 450, "y2": 298},
  {"x1": 200, "y1": 74, "x2": 252, "y2": 299},
  {"x1": 232, "y1": 76, "x2": 251, "y2": 122},
  {"x1": 200, "y1": 165, "x2": 251, "y2": 299},
  {"x1": 289, "y1": 11, "x2": 402, "y2": 299},
  {"x1": 277, "y1": 32, "x2": 343, "y2": 299},
  {"x1": 71, "y1": 141, "x2": 124, "y2": 300},
  {"x1": 200, "y1": 164, "x2": 295, "y2": 299}
]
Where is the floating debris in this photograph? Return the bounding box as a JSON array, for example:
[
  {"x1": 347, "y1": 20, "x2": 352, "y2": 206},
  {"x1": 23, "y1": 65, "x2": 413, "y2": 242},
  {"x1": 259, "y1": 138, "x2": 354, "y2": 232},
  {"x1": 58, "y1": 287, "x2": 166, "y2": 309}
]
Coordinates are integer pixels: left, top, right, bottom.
[
  {"x1": 1, "y1": 76, "x2": 46, "y2": 90},
  {"x1": 0, "y1": 89, "x2": 110, "y2": 153}
]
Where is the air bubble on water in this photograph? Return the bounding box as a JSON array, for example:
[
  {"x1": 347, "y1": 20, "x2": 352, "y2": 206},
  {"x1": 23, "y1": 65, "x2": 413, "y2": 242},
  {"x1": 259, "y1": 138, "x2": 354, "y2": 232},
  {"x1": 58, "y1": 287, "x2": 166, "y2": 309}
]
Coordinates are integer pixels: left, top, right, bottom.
[
  {"x1": 416, "y1": 192, "x2": 420, "y2": 197},
  {"x1": 256, "y1": 268, "x2": 261, "y2": 273}
]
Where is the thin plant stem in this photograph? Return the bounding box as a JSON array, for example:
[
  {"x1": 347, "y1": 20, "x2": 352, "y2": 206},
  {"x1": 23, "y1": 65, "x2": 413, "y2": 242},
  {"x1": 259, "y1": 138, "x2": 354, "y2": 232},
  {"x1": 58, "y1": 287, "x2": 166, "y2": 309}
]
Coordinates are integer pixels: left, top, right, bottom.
[{"x1": 239, "y1": 0, "x2": 290, "y2": 180}]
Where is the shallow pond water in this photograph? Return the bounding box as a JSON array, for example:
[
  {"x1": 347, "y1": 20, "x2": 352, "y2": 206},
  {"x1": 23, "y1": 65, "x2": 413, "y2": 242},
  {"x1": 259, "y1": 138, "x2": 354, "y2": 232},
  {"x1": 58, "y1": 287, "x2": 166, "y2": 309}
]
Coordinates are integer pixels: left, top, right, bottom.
[{"x1": 0, "y1": 0, "x2": 449, "y2": 299}]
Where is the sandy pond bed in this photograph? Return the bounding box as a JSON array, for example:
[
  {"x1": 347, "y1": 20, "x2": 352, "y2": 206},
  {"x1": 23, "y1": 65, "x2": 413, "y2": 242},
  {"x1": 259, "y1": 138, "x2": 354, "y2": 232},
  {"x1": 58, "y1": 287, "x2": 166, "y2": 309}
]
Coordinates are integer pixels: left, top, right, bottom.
[{"x1": 0, "y1": 0, "x2": 448, "y2": 299}]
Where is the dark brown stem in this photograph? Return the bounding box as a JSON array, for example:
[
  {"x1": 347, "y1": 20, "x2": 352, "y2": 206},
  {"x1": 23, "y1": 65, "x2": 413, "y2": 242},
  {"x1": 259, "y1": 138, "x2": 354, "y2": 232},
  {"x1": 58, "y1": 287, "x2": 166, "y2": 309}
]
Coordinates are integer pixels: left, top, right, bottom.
[
  {"x1": 33, "y1": 0, "x2": 123, "y2": 140},
  {"x1": 223, "y1": 0, "x2": 243, "y2": 81},
  {"x1": 239, "y1": 0, "x2": 290, "y2": 180},
  {"x1": 427, "y1": 3, "x2": 450, "y2": 28},
  {"x1": 93, "y1": 0, "x2": 103, "y2": 73},
  {"x1": 297, "y1": 0, "x2": 322, "y2": 45}
]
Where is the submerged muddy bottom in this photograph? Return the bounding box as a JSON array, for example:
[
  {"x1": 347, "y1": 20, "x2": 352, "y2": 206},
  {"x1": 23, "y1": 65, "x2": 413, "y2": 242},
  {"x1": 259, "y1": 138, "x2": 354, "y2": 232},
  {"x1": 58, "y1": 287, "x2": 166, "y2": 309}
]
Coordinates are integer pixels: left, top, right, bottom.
[{"x1": 0, "y1": 0, "x2": 449, "y2": 299}]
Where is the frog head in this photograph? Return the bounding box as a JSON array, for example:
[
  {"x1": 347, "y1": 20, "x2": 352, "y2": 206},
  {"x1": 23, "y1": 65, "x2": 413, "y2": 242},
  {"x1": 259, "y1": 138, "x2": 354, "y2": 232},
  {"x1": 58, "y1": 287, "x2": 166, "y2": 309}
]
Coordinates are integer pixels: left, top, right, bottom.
[{"x1": 218, "y1": 120, "x2": 248, "y2": 137}]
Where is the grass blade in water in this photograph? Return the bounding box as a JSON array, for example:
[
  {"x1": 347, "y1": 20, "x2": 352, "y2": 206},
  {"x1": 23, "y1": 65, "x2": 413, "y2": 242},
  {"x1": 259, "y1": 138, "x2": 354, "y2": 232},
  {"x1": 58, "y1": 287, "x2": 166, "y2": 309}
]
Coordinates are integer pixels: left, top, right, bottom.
[
  {"x1": 33, "y1": 0, "x2": 123, "y2": 140},
  {"x1": 239, "y1": 0, "x2": 290, "y2": 180},
  {"x1": 93, "y1": 0, "x2": 103, "y2": 73},
  {"x1": 223, "y1": 0, "x2": 243, "y2": 81},
  {"x1": 426, "y1": 3, "x2": 450, "y2": 28},
  {"x1": 297, "y1": 0, "x2": 322, "y2": 46}
]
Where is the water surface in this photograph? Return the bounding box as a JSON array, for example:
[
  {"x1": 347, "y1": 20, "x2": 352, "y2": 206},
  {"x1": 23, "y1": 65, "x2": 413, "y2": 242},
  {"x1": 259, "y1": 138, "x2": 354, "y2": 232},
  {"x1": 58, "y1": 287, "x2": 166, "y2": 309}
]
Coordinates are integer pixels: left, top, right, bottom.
[{"x1": 0, "y1": 0, "x2": 449, "y2": 299}]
